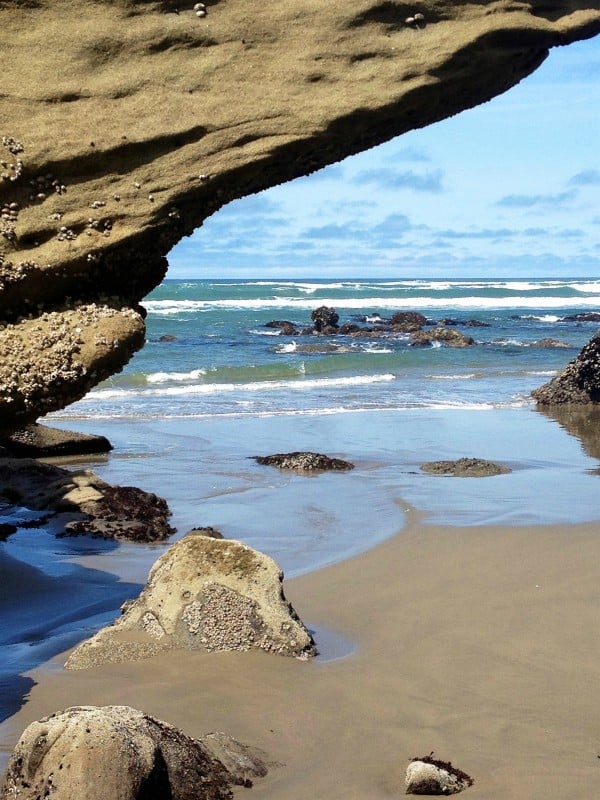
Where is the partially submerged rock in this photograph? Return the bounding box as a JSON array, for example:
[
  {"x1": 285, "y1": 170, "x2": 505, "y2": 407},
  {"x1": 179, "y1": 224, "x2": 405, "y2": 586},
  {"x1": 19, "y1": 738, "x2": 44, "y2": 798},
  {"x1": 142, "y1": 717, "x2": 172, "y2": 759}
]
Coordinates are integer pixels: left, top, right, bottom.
[
  {"x1": 65, "y1": 532, "x2": 316, "y2": 669},
  {"x1": 532, "y1": 330, "x2": 600, "y2": 404},
  {"x1": 253, "y1": 451, "x2": 355, "y2": 472},
  {"x1": 311, "y1": 306, "x2": 340, "y2": 334},
  {"x1": 0, "y1": 705, "x2": 268, "y2": 800},
  {"x1": 410, "y1": 328, "x2": 475, "y2": 348},
  {"x1": 0, "y1": 457, "x2": 174, "y2": 541},
  {"x1": 421, "y1": 457, "x2": 511, "y2": 477},
  {"x1": 406, "y1": 755, "x2": 474, "y2": 795}
]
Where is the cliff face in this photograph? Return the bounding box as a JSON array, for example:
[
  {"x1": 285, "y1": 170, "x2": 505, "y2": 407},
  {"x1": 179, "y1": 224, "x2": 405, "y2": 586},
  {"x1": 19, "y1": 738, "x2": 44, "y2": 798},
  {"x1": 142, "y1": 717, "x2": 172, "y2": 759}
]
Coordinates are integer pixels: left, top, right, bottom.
[{"x1": 1, "y1": 0, "x2": 599, "y2": 432}]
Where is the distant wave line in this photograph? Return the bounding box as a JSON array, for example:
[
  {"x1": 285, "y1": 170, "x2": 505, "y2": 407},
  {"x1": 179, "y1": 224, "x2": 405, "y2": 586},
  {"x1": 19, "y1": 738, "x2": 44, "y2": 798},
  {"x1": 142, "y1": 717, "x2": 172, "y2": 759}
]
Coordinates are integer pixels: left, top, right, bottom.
[
  {"x1": 86, "y1": 373, "x2": 397, "y2": 399},
  {"x1": 144, "y1": 295, "x2": 600, "y2": 314}
]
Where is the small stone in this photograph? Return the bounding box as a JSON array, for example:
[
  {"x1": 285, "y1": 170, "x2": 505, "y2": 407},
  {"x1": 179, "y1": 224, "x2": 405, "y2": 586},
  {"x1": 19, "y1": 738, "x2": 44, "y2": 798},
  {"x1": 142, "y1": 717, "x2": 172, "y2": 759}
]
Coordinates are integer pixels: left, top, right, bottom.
[
  {"x1": 196, "y1": 8, "x2": 207, "y2": 16},
  {"x1": 406, "y1": 757, "x2": 474, "y2": 795}
]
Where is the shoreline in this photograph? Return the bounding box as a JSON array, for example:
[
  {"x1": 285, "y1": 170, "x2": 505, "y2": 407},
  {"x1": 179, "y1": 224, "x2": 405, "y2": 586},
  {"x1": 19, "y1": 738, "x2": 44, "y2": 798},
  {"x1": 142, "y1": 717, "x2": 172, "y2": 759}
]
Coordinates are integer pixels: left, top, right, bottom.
[
  {"x1": 2, "y1": 512, "x2": 600, "y2": 798},
  {"x1": 2, "y1": 404, "x2": 600, "y2": 796}
]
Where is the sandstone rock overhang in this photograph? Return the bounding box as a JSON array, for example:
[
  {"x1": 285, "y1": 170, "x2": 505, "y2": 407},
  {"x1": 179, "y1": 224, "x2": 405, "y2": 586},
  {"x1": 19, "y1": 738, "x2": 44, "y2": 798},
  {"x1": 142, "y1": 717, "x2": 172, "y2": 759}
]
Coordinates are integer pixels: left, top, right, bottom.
[{"x1": 1, "y1": 0, "x2": 599, "y2": 432}]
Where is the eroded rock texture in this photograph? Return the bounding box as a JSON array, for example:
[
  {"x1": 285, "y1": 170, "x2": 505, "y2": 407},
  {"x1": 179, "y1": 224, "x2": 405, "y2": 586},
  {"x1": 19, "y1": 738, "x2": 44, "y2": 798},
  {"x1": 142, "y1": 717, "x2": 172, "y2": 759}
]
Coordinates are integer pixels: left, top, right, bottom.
[
  {"x1": 0, "y1": 705, "x2": 268, "y2": 800},
  {"x1": 65, "y1": 531, "x2": 316, "y2": 669},
  {"x1": 1, "y1": 0, "x2": 599, "y2": 432},
  {"x1": 532, "y1": 330, "x2": 600, "y2": 404}
]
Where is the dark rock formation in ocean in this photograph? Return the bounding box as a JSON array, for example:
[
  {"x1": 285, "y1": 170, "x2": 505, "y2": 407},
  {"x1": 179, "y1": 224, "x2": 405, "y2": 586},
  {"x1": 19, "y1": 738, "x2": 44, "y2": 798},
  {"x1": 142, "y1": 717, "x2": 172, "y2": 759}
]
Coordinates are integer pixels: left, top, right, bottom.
[
  {"x1": 420, "y1": 457, "x2": 511, "y2": 477},
  {"x1": 311, "y1": 306, "x2": 340, "y2": 334},
  {"x1": 65, "y1": 531, "x2": 316, "y2": 669},
  {"x1": 1, "y1": 0, "x2": 599, "y2": 432},
  {"x1": 253, "y1": 451, "x2": 355, "y2": 472},
  {"x1": 0, "y1": 705, "x2": 268, "y2": 800},
  {"x1": 532, "y1": 330, "x2": 600, "y2": 404},
  {"x1": 0, "y1": 457, "x2": 174, "y2": 541},
  {"x1": 409, "y1": 327, "x2": 475, "y2": 347}
]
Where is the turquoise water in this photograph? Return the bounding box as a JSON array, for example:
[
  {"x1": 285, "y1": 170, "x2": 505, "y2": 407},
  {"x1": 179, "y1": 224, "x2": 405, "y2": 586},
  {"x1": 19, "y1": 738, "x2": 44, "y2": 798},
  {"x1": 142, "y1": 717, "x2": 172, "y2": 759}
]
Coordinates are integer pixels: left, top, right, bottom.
[
  {"x1": 51, "y1": 277, "x2": 600, "y2": 420},
  {"x1": 2, "y1": 277, "x2": 600, "y2": 732}
]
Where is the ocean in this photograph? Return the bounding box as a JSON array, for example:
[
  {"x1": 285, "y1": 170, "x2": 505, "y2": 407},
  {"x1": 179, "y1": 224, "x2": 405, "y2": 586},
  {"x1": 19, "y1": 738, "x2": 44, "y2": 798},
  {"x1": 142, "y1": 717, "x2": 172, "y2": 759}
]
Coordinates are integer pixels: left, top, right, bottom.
[
  {"x1": 2, "y1": 277, "x2": 600, "y2": 736},
  {"x1": 51, "y1": 277, "x2": 600, "y2": 419}
]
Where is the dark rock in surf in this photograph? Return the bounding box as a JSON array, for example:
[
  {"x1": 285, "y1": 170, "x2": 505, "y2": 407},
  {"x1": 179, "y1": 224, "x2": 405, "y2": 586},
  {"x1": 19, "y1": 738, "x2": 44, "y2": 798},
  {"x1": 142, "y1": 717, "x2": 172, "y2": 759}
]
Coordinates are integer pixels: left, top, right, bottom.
[
  {"x1": 409, "y1": 328, "x2": 474, "y2": 347},
  {"x1": 390, "y1": 311, "x2": 427, "y2": 331},
  {"x1": 561, "y1": 312, "x2": 600, "y2": 323},
  {"x1": 530, "y1": 338, "x2": 570, "y2": 349},
  {"x1": 532, "y1": 330, "x2": 600, "y2": 405},
  {"x1": 158, "y1": 333, "x2": 177, "y2": 341},
  {"x1": 437, "y1": 318, "x2": 490, "y2": 328},
  {"x1": 265, "y1": 320, "x2": 298, "y2": 335},
  {"x1": 253, "y1": 451, "x2": 354, "y2": 472},
  {"x1": 421, "y1": 458, "x2": 510, "y2": 477},
  {"x1": 311, "y1": 306, "x2": 339, "y2": 333}
]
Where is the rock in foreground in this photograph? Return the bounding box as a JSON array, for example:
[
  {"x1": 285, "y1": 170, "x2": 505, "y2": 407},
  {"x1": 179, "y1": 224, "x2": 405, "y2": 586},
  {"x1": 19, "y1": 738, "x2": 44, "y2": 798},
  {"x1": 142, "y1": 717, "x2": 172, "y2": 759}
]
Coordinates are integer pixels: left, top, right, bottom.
[
  {"x1": 421, "y1": 458, "x2": 511, "y2": 477},
  {"x1": 0, "y1": 457, "x2": 174, "y2": 541},
  {"x1": 406, "y1": 756, "x2": 474, "y2": 795},
  {"x1": 65, "y1": 532, "x2": 316, "y2": 669},
  {"x1": 0, "y1": 705, "x2": 268, "y2": 800},
  {"x1": 254, "y1": 451, "x2": 354, "y2": 472},
  {"x1": 532, "y1": 330, "x2": 600, "y2": 404}
]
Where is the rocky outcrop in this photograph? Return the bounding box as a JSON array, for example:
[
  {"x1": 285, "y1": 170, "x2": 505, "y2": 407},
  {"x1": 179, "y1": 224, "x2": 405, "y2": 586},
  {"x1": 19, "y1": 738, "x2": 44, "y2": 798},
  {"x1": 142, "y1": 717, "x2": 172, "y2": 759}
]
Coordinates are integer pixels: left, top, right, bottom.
[
  {"x1": 410, "y1": 327, "x2": 475, "y2": 347},
  {"x1": 0, "y1": 705, "x2": 268, "y2": 800},
  {"x1": 311, "y1": 306, "x2": 340, "y2": 334},
  {"x1": 0, "y1": 457, "x2": 174, "y2": 541},
  {"x1": 405, "y1": 756, "x2": 474, "y2": 795},
  {"x1": 532, "y1": 330, "x2": 600, "y2": 404},
  {"x1": 253, "y1": 451, "x2": 355, "y2": 472},
  {"x1": 420, "y1": 457, "x2": 511, "y2": 476},
  {"x1": 65, "y1": 532, "x2": 316, "y2": 669},
  {"x1": 1, "y1": 0, "x2": 599, "y2": 431}
]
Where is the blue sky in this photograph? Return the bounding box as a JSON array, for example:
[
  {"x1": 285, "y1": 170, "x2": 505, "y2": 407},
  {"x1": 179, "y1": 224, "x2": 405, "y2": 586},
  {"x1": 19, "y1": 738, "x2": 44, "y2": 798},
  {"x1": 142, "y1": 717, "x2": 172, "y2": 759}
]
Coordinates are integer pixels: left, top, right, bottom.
[{"x1": 169, "y1": 35, "x2": 600, "y2": 279}]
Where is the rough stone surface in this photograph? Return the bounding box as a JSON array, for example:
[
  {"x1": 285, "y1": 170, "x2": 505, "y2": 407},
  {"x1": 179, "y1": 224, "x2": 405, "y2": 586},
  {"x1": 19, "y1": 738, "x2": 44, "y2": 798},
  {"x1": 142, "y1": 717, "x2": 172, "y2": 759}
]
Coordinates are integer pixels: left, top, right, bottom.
[
  {"x1": 532, "y1": 330, "x2": 600, "y2": 404},
  {"x1": 0, "y1": 422, "x2": 112, "y2": 457},
  {"x1": 420, "y1": 457, "x2": 511, "y2": 477},
  {"x1": 65, "y1": 532, "x2": 316, "y2": 669},
  {"x1": 0, "y1": 457, "x2": 174, "y2": 541},
  {"x1": 0, "y1": 705, "x2": 268, "y2": 800},
  {"x1": 253, "y1": 451, "x2": 355, "y2": 472},
  {"x1": 1, "y1": 0, "x2": 598, "y2": 432},
  {"x1": 405, "y1": 757, "x2": 474, "y2": 795},
  {"x1": 410, "y1": 327, "x2": 475, "y2": 347}
]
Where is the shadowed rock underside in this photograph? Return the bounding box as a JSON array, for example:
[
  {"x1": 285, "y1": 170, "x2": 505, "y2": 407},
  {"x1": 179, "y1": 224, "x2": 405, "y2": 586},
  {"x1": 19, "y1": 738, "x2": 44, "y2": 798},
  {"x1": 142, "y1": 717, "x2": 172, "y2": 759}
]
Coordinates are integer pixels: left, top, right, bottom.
[{"x1": 1, "y1": 0, "x2": 599, "y2": 432}]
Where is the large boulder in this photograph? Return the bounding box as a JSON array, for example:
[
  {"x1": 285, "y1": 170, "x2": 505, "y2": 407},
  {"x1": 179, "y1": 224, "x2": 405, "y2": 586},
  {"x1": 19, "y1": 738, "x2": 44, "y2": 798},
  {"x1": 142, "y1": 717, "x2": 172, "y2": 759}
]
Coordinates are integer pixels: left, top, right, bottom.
[
  {"x1": 532, "y1": 330, "x2": 600, "y2": 404},
  {"x1": 0, "y1": 422, "x2": 112, "y2": 458},
  {"x1": 0, "y1": 705, "x2": 268, "y2": 800},
  {"x1": 65, "y1": 532, "x2": 316, "y2": 669}
]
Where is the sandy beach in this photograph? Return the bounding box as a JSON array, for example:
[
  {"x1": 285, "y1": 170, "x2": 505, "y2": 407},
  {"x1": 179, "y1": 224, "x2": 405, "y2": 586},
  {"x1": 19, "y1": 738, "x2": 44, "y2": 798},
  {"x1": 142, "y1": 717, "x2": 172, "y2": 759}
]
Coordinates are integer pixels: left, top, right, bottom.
[
  {"x1": 2, "y1": 512, "x2": 599, "y2": 798},
  {"x1": 1, "y1": 404, "x2": 600, "y2": 798}
]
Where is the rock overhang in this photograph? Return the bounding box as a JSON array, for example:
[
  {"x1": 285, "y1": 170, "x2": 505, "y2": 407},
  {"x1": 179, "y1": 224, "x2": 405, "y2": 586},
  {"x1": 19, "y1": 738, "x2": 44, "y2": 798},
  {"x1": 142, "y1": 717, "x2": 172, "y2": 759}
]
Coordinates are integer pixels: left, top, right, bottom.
[{"x1": 1, "y1": 0, "x2": 599, "y2": 431}]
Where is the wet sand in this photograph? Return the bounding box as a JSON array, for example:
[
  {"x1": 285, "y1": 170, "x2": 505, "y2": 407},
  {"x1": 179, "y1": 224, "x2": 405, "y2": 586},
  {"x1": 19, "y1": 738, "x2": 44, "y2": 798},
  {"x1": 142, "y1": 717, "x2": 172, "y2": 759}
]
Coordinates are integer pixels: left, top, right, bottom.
[{"x1": 2, "y1": 511, "x2": 599, "y2": 799}]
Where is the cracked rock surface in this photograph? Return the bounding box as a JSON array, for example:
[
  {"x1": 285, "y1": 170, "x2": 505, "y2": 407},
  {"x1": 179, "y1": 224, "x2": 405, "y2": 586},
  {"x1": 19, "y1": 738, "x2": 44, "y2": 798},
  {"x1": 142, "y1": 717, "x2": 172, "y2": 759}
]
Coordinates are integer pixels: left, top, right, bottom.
[{"x1": 1, "y1": 0, "x2": 599, "y2": 431}]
